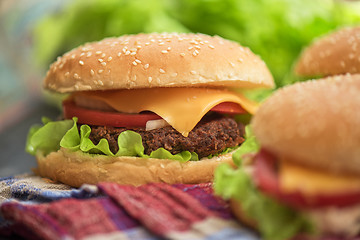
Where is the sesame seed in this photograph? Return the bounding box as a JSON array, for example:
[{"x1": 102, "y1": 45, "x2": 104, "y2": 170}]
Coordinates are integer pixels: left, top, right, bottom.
[
  {"x1": 150, "y1": 39, "x2": 156, "y2": 43},
  {"x1": 161, "y1": 50, "x2": 168, "y2": 54},
  {"x1": 130, "y1": 52, "x2": 136, "y2": 56},
  {"x1": 98, "y1": 59, "x2": 104, "y2": 63},
  {"x1": 65, "y1": 72, "x2": 70, "y2": 77},
  {"x1": 159, "y1": 42, "x2": 165, "y2": 45},
  {"x1": 159, "y1": 68, "x2": 166, "y2": 73},
  {"x1": 117, "y1": 52, "x2": 122, "y2": 57},
  {"x1": 171, "y1": 73, "x2": 178, "y2": 77},
  {"x1": 208, "y1": 45, "x2": 215, "y2": 49},
  {"x1": 98, "y1": 69, "x2": 104, "y2": 73},
  {"x1": 132, "y1": 61, "x2": 138, "y2": 66},
  {"x1": 144, "y1": 63, "x2": 149, "y2": 69},
  {"x1": 167, "y1": 47, "x2": 171, "y2": 51},
  {"x1": 193, "y1": 50, "x2": 199, "y2": 56},
  {"x1": 238, "y1": 58, "x2": 243, "y2": 62},
  {"x1": 180, "y1": 53, "x2": 185, "y2": 57},
  {"x1": 71, "y1": 54, "x2": 76, "y2": 59},
  {"x1": 108, "y1": 56, "x2": 112, "y2": 61},
  {"x1": 148, "y1": 77, "x2": 153, "y2": 83},
  {"x1": 190, "y1": 70, "x2": 197, "y2": 75},
  {"x1": 145, "y1": 42, "x2": 150, "y2": 46},
  {"x1": 98, "y1": 80, "x2": 104, "y2": 86},
  {"x1": 135, "y1": 59, "x2": 141, "y2": 64},
  {"x1": 90, "y1": 69, "x2": 95, "y2": 75},
  {"x1": 195, "y1": 45, "x2": 201, "y2": 49},
  {"x1": 101, "y1": 62, "x2": 106, "y2": 66},
  {"x1": 101, "y1": 53, "x2": 106, "y2": 58},
  {"x1": 230, "y1": 62, "x2": 235, "y2": 67},
  {"x1": 137, "y1": 45, "x2": 142, "y2": 49},
  {"x1": 74, "y1": 73, "x2": 80, "y2": 79},
  {"x1": 80, "y1": 53, "x2": 85, "y2": 57},
  {"x1": 125, "y1": 51, "x2": 131, "y2": 55},
  {"x1": 188, "y1": 46, "x2": 194, "y2": 50},
  {"x1": 96, "y1": 51, "x2": 102, "y2": 55},
  {"x1": 87, "y1": 52, "x2": 92, "y2": 57}
]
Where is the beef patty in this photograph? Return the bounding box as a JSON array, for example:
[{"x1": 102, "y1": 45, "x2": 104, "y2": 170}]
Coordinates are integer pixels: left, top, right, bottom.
[{"x1": 87, "y1": 115, "x2": 245, "y2": 159}]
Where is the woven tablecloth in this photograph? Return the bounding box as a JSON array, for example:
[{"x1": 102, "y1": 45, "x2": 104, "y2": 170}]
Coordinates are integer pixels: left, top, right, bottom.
[{"x1": 0, "y1": 174, "x2": 259, "y2": 240}]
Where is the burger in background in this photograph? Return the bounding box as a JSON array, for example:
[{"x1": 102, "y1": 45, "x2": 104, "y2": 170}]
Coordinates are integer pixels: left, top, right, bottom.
[
  {"x1": 26, "y1": 33, "x2": 274, "y2": 187},
  {"x1": 215, "y1": 74, "x2": 360, "y2": 240},
  {"x1": 295, "y1": 26, "x2": 360, "y2": 78}
]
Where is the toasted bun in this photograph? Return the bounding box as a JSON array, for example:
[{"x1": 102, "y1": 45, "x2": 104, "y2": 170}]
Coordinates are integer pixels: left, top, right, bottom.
[
  {"x1": 251, "y1": 74, "x2": 360, "y2": 175},
  {"x1": 295, "y1": 26, "x2": 360, "y2": 77},
  {"x1": 35, "y1": 148, "x2": 235, "y2": 187},
  {"x1": 44, "y1": 33, "x2": 274, "y2": 93}
]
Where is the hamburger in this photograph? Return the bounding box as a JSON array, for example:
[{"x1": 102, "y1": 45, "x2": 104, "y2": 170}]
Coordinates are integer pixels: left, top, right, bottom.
[
  {"x1": 295, "y1": 26, "x2": 360, "y2": 77},
  {"x1": 215, "y1": 74, "x2": 360, "y2": 240},
  {"x1": 26, "y1": 33, "x2": 274, "y2": 187}
]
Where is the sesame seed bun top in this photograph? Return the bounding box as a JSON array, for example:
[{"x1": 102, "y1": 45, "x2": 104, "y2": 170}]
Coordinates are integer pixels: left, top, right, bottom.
[
  {"x1": 44, "y1": 33, "x2": 274, "y2": 93},
  {"x1": 251, "y1": 74, "x2": 360, "y2": 175},
  {"x1": 295, "y1": 26, "x2": 360, "y2": 77}
]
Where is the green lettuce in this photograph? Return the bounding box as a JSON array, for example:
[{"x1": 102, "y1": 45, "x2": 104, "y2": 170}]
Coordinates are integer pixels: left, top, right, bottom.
[
  {"x1": 232, "y1": 125, "x2": 260, "y2": 166},
  {"x1": 214, "y1": 138, "x2": 314, "y2": 240},
  {"x1": 26, "y1": 118, "x2": 198, "y2": 162},
  {"x1": 26, "y1": 117, "x2": 74, "y2": 156}
]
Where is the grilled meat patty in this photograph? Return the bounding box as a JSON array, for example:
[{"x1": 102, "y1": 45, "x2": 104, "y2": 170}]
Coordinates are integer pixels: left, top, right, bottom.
[{"x1": 88, "y1": 115, "x2": 245, "y2": 159}]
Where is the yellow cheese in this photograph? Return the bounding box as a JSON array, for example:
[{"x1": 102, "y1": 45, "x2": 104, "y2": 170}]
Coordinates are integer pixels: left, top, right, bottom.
[
  {"x1": 279, "y1": 160, "x2": 360, "y2": 196},
  {"x1": 75, "y1": 88, "x2": 258, "y2": 136}
]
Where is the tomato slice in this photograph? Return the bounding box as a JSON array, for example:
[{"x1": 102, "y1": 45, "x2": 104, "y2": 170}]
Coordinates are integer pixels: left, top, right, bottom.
[
  {"x1": 254, "y1": 149, "x2": 360, "y2": 209},
  {"x1": 63, "y1": 100, "x2": 162, "y2": 127},
  {"x1": 210, "y1": 102, "x2": 247, "y2": 114},
  {"x1": 63, "y1": 100, "x2": 246, "y2": 128}
]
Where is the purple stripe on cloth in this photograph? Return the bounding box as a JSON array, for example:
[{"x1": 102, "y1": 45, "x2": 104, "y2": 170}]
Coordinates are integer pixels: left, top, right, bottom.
[
  {"x1": 173, "y1": 183, "x2": 233, "y2": 219},
  {"x1": 99, "y1": 197, "x2": 140, "y2": 231}
]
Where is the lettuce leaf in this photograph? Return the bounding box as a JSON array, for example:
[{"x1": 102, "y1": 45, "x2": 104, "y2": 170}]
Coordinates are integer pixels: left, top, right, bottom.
[
  {"x1": 232, "y1": 125, "x2": 260, "y2": 166},
  {"x1": 27, "y1": 118, "x2": 199, "y2": 162},
  {"x1": 26, "y1": 118, "x2": 74, "y2": 156},
  {"x1": 214, "y1": 152, "x2": 314, "y2": 240}
]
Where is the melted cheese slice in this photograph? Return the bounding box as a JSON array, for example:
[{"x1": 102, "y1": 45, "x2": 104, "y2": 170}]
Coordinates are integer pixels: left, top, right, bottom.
[
  {"x1": 279, "y1": 160, "x2": 360, "y2": 196},
  {"x1": 74, "y1": 88, "x2": 258, "y2": 137}
]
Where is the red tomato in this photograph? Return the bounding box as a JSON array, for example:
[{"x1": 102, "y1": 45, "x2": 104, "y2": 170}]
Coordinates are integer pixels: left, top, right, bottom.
[
  {"x1": 254, "y1": 149, "x2": 360, "y2": 209},
  {"x1": 210, "y1": 102, "x2": 247, "y2": 114},
  {"x1": 63, "y1": 100, "x2": 246, "y2": 128},
  {"x1": 63, "y1": 100, "x2": 162, "y2": 127}
]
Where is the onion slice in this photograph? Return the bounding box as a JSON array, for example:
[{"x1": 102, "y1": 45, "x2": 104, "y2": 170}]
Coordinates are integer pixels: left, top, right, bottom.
[{"x1": 146, "y1": 119, "x2": 170, "y2": 131}]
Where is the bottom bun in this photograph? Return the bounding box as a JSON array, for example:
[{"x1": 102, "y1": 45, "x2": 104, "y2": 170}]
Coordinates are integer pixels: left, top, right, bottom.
[{"x1": 35, "y1": 148, "x2": 235, "y2": 187}]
